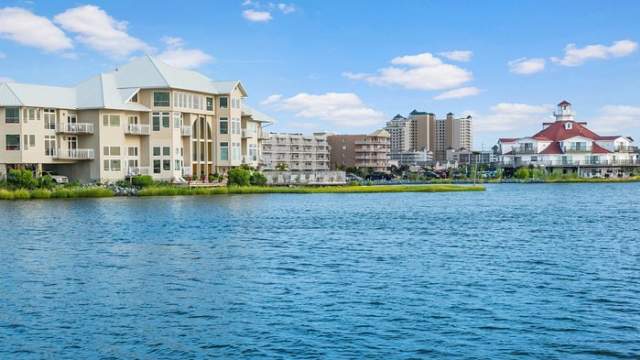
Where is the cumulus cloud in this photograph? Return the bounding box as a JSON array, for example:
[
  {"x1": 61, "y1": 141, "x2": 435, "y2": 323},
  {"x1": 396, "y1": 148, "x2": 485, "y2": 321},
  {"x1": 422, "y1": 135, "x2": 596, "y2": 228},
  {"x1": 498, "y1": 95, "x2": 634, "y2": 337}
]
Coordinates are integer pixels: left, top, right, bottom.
[
  {"x1": 433, "y1": 87, "x2": 481, "y2": 100},
  {"x1": 261, "y1": 94, "x2": 283, "y2": 105},
  {"x1": 439, "y1": 50, "x2": 473, "y2": 62},
  {"x1": 157, "y1": 36, "x2": 213, "y2": 69},
  {"x1": 344, "y1": 52, "x2": 472, "y2": 91},
  {"x1": 0, "y1": 7, "x2": 72, "y2": 52},
  {"x1": 277, "y1": 3, "x2": 296, "y2": 14},
  {"x1": 551, "y1": 40, "x2": 638, "y2": 66},
  {"x1": 475, "y1": 103, "x2": 553, "y2": 133},
  {"x1": 508, "y1": 57, "x2": 545, "y2": 75},
  {"x1": 54, "y1": 5, "x2": 150, "y2": 58},
  {"x1": 265, "y1": 92, "x2": 385, "y2": 128},
  {"x1": 588, "y1": 105, "x2": 640, "y2": 134},
  {"x1": 242, "y1": 9, "x2": 272, "y2": 22}
]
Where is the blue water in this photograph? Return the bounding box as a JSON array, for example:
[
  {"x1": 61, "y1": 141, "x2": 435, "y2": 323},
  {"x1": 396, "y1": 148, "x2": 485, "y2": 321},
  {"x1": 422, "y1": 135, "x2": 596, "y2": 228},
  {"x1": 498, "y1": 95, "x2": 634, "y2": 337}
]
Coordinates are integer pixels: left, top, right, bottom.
[{"x1": 1, "y1": 184, "x2": 639, "y2": 359}]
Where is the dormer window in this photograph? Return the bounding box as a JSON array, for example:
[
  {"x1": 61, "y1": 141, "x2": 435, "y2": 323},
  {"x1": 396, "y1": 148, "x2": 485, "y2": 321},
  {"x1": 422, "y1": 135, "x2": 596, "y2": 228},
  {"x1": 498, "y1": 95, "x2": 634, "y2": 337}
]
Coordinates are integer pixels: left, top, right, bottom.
[
  {"x1": 565, "y1": 122, "x2": 573, "y2": 130},
  {"x1": 131, "y1": 93, "x2": 138, "y2": 103}
]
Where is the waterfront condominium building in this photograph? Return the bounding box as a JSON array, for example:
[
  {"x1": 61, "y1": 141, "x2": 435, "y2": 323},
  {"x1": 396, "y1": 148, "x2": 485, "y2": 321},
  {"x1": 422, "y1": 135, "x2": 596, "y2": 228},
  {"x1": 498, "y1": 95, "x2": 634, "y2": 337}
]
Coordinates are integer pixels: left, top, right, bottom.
[
  {"x1": 261, "y1": 132, "x2": 330, "y2": 171},
  {"x1": 385, "y1": 110, "x2": 472, "y2": 164},
  {"x1": 327, "y1": 129, "x2": 391, "y2": 172},
  {"x1": 498, "y1": 101, "x2": 639, "y2": 177},
  {"x1": 0, "y1": 56, "x2": 273, "y2": 183}
]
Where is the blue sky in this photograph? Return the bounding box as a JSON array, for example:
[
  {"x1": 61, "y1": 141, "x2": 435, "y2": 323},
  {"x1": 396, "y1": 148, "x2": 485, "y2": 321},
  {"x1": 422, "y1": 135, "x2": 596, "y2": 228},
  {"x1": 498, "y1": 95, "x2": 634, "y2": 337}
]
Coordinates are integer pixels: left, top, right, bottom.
[{"x1": 1, "y1": 0, "x2": 639, "y2": 148}]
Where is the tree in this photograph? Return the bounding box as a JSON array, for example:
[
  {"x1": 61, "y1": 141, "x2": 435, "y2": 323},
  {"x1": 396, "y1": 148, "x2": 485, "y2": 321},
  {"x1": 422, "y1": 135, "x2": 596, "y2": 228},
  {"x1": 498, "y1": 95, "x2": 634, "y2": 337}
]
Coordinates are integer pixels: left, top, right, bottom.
[
  {"x1": 275, "y1": 163, "x2": 288, "y2": 171},
  {"x1": 7, "y1": 169, "x2": 36, "y2": 189},
  {"x1": 227, "y1": 168, "x2": 251, "y2": 186}
]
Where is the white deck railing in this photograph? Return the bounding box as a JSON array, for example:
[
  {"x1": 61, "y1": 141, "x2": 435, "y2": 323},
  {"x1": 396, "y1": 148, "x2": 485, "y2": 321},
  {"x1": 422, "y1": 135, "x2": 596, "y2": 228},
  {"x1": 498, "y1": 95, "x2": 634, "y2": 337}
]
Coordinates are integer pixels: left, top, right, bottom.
[
  {"x1": 58, "y1": 123, "x2": 94, "y2": 134},
  {"x1": 126, "y1": 124, "x2": 150, "y2": 135},
  {"x1": 54, "y1": 148, "x2": 95, "y2": 160}
]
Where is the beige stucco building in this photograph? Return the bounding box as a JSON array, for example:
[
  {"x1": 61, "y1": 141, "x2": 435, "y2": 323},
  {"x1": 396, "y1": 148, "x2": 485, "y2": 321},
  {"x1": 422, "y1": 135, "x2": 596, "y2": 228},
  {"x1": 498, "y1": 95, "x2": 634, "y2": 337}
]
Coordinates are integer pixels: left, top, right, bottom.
[
  {"x1": 327, "y1": 129, "x2": 391, "y2": 172},
  {"x1": 262, "y1": 132, "x2": 330, "y2": 171},
  {"x1": 0, "y1": 56, "x2": 272, "y2": 183}
]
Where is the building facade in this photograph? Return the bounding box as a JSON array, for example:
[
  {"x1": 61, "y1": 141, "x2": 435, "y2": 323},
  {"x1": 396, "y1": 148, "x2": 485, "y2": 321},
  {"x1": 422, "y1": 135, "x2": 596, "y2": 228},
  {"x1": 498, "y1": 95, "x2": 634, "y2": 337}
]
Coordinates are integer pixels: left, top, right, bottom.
[
  {"x1": 0, "y1": 56, "x2": 272, "y2": 183},
  {"x1": 261, "y1": 132, "x2": 330, "y2": 171},
  {"x1": 385, "y1": 110, "x2": 471, "y2": 164},
  {"x1": 327, "y1": 129, "x2": 391, "y2": 172},
  {"x1": 498, "y1": 101, "x2": 639, "y2": 177}
]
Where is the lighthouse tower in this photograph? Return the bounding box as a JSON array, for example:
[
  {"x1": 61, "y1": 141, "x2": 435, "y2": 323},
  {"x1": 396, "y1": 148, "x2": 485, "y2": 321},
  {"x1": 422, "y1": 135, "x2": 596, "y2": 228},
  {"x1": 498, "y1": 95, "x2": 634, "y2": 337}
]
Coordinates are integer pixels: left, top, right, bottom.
[{"x1": 554, "y1": 100, "x2": 575, "y2": 121}]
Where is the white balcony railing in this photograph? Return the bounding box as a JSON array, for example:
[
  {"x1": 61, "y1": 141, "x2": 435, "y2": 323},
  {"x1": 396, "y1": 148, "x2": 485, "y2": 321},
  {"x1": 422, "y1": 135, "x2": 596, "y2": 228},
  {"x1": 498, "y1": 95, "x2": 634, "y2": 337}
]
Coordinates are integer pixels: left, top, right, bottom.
[
  {"x1": 126, "y1": 124, "x2": 150, "y2": 135},
  {"x1": 242, "y1": 128, "x2": 257, "y2": 138},
  {"x1": 57, "y1": 123, "x2": 94, "y2": 134},
  {"x1": 126, "y1": 167, "x2": 150, "y2": 176},
  {"x1": 54, "y1": 148, "x2": 95, "y2": 160},
  {"x1": 181, "y1": 126, "x2": 192, "y2": 136}
]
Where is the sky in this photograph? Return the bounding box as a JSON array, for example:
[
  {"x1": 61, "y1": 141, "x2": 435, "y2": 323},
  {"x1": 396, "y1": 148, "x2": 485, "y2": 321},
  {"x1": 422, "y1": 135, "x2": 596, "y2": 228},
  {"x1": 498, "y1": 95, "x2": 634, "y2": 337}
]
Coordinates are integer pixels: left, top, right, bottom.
[{"x1": 0, "y1": 0, "x2": 639, "y2": 149}]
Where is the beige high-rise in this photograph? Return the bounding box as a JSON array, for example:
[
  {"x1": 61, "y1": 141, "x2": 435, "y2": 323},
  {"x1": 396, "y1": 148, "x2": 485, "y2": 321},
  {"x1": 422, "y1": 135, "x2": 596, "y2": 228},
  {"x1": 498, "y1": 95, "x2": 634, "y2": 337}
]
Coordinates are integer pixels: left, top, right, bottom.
[{"x1": 0, "y1": 56, "x2": 272, "y2": 183}]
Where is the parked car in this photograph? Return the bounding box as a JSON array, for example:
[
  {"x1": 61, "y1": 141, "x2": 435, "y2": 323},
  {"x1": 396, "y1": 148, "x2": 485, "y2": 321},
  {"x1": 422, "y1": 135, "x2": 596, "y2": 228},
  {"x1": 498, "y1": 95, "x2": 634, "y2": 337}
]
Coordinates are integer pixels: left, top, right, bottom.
[
  {"x1": 423, "y1": 171, "x2": 441, "y2": 179},
  {"x1": 346, "y1": 173, "x2": 364, "y2": 182},
  {"x1": 365, "y1": 172, "x2": 393, "y2": 181},
  {"x1": 43, "y1": 171, "x2": 69, "y2": 184}
]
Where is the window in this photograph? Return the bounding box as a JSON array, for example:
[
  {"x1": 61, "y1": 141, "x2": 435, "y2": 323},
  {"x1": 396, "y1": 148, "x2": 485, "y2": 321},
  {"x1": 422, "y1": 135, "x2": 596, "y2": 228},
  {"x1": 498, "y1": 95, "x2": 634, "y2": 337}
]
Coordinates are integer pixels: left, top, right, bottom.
[
  {"x1": 110, "y1": 115, "x2": 120, "y2": 127},
  {"x1": 110, "y1": 146, "x2": 120, "y2": 156},
  {"x1": 153, "y1": 146, "x2": 161, "y2": 156},
  {"x1": 104, "y1": 160, "x2": 110, "y2": 171},
  {"x1": 23, "y1": 135, "x2": 29, "y2": 150},
  {"x1": 219, "y1": 97, "x2": 228, "y2": 108},
  {"x1": 173, "y1": 112, "x2": 182, "y2": 128},
  {"x1": 175, "y1": 160, "x2": 181, "y2": 170},
  {"x1": 163, "y1": 146, "x2": 170, "y2": 156},
  {"x1": 153, "y1": 160, "x2": 161, "y2": 174},
  {"x1": 128, "y1": 147, "x2": 138, "y2": 157},
  {"x1": 128, "y1": 159, "x2": 139, "y2": 168},
  {"x1": 152, "y1": 113, "x2": 160, "y2": 131},
  {"x1": 154, "y1": 92, "x2": 170, "y2": 107},
  {"x1": 220, "y1": 142, "x2": 229, "y2": 160},
  {"x1": 44, "y1": 136, "x2": 56, "y2": 156},
  {"x1": 206, "y1": 97, "x2": 213, "y2": 111},
  {"x1": 163, "y1": 160, "x2": 171, "y2": 171},
  {"x1": 220, "y1": 117, "x2": 228, "y2": 134},
  {"x1": 5, "y1": 107, "x2": 19, "y2": 123},
  {"x1": 28, "y1": 109, "x2": 36, "y2": 121},
  {"x1": 131, "y1": 93, "x2": 138, "y2": 102},
  {"x1": 29, "y1": 135, "x2": 35, "y2": 148},
  {"x1": 110, "y1": 160, "x2": 121, "y2": 172},
  {"x1": 162, "y1": 112, "x2": 170, "y2": 128},
  {"x1": 5, "y1": 135, "x2": 20, "y2": 150},
  {"x1": 103, "y1": 146, "x2": 109, "y2": 156}
]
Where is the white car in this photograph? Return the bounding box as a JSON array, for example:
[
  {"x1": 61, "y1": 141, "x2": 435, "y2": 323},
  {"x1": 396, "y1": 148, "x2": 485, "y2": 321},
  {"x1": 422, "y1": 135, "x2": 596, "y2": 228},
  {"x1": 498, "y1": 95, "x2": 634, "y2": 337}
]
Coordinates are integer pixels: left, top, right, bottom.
[{"x1": 43, "y1": 171, "x2": 69, "y2": 184}]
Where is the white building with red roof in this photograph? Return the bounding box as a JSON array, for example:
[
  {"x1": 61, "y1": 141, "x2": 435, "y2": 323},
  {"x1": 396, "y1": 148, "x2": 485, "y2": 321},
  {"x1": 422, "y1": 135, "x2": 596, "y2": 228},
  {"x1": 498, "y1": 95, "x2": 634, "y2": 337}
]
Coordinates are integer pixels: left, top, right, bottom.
[{"x1": 497, "y1": 101, "x2": 639, "y2": 176}]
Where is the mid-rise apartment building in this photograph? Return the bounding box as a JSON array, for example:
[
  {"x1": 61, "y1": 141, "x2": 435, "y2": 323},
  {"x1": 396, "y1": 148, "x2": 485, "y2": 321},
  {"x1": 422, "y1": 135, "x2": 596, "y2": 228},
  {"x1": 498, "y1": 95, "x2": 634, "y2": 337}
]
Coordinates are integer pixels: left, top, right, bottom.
[
  {"x1": 0, "y1": 56, "x2": 272, "y2": 183},
  {"x1": 385, "y1": 110, "x2": 472, "y2": 164},
  {"x1": 261, "y1": 132, "x2": 330, "y2": 171},
  {"x1": 327, "y1": 129, "x2": 390, "y2": 172}
]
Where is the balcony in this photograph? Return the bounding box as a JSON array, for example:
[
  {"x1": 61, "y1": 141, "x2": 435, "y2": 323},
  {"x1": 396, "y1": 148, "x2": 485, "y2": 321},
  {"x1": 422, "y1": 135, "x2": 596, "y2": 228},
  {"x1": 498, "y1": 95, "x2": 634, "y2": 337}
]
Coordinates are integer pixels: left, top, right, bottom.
[
  {"x1": 125, "y1": 124, "x2": 150, "y2": 135},
  {"x1": 57, "y1": 123, "x2": 94, "y2": 134},
  {"x1": 53, "y1": 148, "x2": 95, "y2": 160},
  {"x1": 258, "y1": 130, "x2": 271, "y2": 140},
  {"x1": 242, "y1": 128, "x2": 257, "y2": 139},
  {"x1": 126, "y1": 167, "x2": 150, "y2": 176},
  {"x1": 181, "y1": 126, "x2": 192, "y2": 136}
]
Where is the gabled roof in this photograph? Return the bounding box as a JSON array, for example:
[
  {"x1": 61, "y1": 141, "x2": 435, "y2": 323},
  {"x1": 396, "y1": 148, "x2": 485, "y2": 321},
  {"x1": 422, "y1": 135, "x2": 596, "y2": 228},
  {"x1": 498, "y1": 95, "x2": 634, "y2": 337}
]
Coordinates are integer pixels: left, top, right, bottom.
[
  {"x1": 591, "y1": 142, "x2": 611, "y2": 154},
  {"x1": 498, "y1": 138, "x2": 517, "y2": 143},
  {"x1": 533, "y1": 121, "x2": 602, "y2": 141},
  {"x1": 558, "y1": 100, "x2": 571, "y2": 106},
  {"x1": 0, "y1": 83, "x2": 76, "y2": 109},
  {"x1": 212, "y1": 81, "x2": 247, "y2": 96},
  {"x1": 242, "y1": 105, "x2": 275, "y2": 124},
  {"x1": 540, "y1": 142, "x2": 564, "y2": 155}
]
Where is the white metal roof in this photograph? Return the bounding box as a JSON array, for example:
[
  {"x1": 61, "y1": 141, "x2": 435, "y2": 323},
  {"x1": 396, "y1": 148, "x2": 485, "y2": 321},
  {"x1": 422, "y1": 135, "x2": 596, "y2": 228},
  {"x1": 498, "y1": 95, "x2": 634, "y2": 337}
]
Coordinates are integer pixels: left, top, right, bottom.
[{"x1": 242, "y1": 105, "x2": 275, "y2": 124}]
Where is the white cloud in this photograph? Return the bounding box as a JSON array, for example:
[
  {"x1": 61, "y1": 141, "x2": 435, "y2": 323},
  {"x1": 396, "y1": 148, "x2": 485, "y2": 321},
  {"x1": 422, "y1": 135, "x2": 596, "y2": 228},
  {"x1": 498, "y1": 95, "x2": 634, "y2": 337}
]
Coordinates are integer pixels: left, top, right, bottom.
[
  {"x1": 54, "y1": 5, "x2": 150, "y2": 58},
  {"x1": 0, "y1": 76, "x2": 14, "y2": 83},
  {"x1": 0, "y1": 7, "x2": 72, "y2": 52},
  {"x1": 475, "y1": 103, "x2": 553, "y2": 133},
  {"x1": 277, "y1": 3, "x2": 296, "y2": 14},
  {"x1": 267, "y1": 92, "x2": 385, "y2": 128},
  {"x1": 508, "y1": 57, "x2": 545, "y2": 75},
  {"x1": 433, "y1": 87, "x2": 481, "y2": 100},
  {"x1": 343, "y1": 52, "x2": 472, "y2": 91},
  {"x1": 551, "y1": 40, "x2": 638, "y2": 66},
  {"x1": 157, "y1": 36, "x2": 213, "y2": 69},
  {"x1": 589, "y1": 105, "x2": 640, "y2": 134},
  {"x1": 439, "y1": 50, "x2": 472, "y2": 62},
  {"x1": 243, "y1": 9, "x2": 272, "y2": 22},
  {"x1": 261, "y1": 94, "x2": 283, "y2": 105}
]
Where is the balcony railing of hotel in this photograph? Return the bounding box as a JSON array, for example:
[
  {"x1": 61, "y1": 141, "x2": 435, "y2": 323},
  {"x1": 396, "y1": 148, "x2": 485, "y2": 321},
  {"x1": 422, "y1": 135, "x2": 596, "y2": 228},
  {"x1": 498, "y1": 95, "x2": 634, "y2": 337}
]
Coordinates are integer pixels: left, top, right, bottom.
[
  {"x1": 125, "y1": 124, "x2": 150, "y2": 135},
  {"x1": 242, "y1": 128, "x2": 257, "y2": 139},
  {"x1": 354, "y1": 140, "x2": 389, "y2": 145},
  {"x1": 181, "y1": 126, "x2": 192, "y2": 136},
  {"x1": 126, "y1": 166, "x2": 150, "y2": 176},
  {"x1": 57, "y1": 123, "x2": 94, "y2": 134},
  {"x1": 182, "y1": 167, "x2": 193, "y2": 177},
  {"x1": 53, "y1": 148, "x2": 95, "y2": 160},
  {"x1": 356, "y1": 155, "x2": 390, "y2": 160}
]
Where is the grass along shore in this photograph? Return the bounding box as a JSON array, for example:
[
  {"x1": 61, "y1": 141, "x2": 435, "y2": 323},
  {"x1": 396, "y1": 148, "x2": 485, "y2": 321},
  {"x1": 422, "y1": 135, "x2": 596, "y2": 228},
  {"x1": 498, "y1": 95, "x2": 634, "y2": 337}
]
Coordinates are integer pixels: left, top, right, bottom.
[{"x1": 0, "y1": 184, "x2": 484, "y2": 200}]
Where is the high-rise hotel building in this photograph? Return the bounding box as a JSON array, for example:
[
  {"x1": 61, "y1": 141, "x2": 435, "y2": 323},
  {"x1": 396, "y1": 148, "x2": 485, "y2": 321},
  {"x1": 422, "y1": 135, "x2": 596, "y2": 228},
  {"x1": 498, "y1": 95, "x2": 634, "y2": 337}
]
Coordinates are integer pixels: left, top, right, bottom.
[{"x1": 0, "y1": 56, "x2": 272, "y2": 183}]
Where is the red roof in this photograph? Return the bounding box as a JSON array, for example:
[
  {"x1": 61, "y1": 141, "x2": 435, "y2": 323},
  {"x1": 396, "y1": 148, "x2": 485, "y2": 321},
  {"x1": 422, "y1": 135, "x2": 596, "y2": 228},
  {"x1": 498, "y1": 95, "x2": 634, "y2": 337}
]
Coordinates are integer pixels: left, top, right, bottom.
[
  {"x1": 499, "y1": 138, "x2": 517, "y2": 143},
  {"x1": 532, "y1": 121, "x2": 602, "y2": 141},
  {"x1": 540, "y1": 142, "x2": 564, "y2": 154},
  {"x1": 591, "y1": 142, "x2": 611, "y2": 154}
]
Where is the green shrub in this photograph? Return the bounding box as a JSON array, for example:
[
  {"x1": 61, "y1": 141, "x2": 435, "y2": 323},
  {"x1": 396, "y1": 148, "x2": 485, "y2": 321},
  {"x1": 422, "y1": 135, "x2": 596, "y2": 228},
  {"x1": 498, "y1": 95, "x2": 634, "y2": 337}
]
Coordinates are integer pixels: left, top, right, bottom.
[
  {"x1": 0, "y1": 189, "x2": 14, "y2": 200},
  {"x1": 37, "y1": 175, "x2": 54, "y2": 189},
  {"x1": 514, "y1": 167, "x2": 531, "y2": 180},
  {"x1": 30, "y1": 189, "x2": 52, "y2": 199},
  {"x1": 131, "y1": 175, "x2": 154, "y2": 188},
  {"x1": 227, "y1": 168, "x2": 251, "y2": 186},
  {"x1": 7, "y1": 169, "x2": 36, "y2": 189},
  {"x1": 249, "y1": 172, "x2": 267, "y2": 186},
  {"x1": 12, "y1": 189, "x2": 31, "y2": 199}
]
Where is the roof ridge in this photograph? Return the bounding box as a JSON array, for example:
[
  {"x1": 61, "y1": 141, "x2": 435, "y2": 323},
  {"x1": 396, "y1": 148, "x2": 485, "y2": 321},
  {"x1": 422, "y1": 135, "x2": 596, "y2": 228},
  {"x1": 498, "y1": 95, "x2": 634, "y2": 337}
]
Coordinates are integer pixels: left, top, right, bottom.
[{"x1": 146, "y1": 56, "x2": 171, "y2": 88}]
